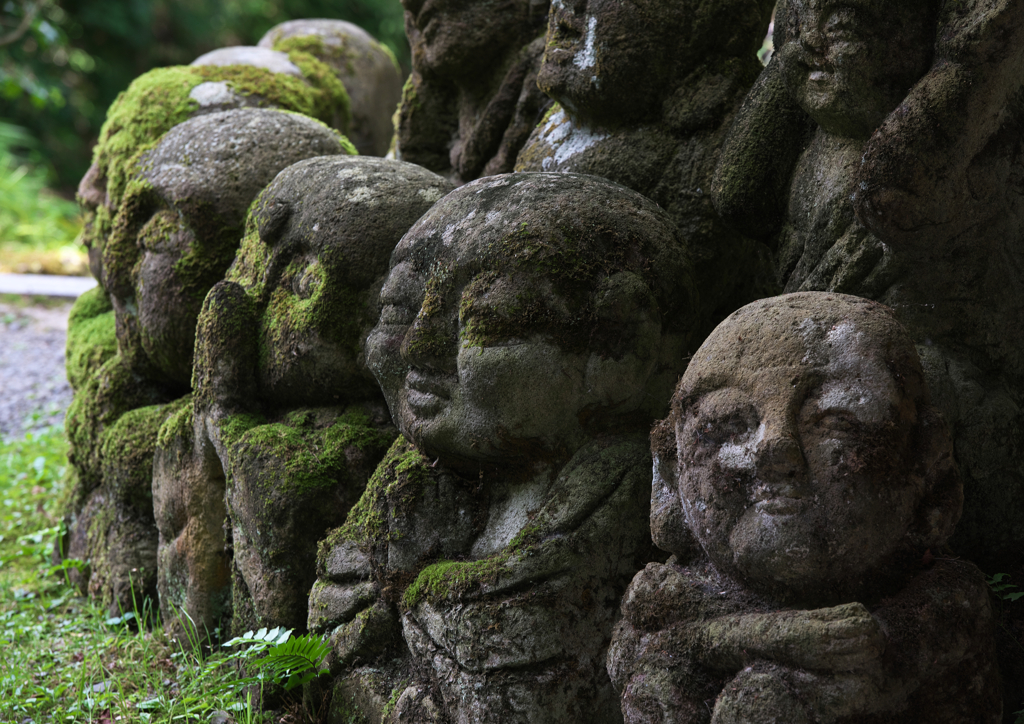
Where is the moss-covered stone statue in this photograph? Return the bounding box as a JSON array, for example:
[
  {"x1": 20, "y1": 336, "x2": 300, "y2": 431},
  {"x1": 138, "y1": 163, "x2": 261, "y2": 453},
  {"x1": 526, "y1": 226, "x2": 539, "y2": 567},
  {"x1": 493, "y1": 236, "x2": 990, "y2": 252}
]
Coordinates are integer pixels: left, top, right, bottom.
[
  {"x1": 392, "y1": 0, "x2": 553, "y2": 185},
  {"x1": 153, "y1": 156, "x2": 453, "y2": 643},
  {"x1": 711, "y1": 0, "x2": 1024, "y2": 576},
  {"x1": 62, "y1": 108, "x2": 351, "y2": 615},
  {"x1": 308, "y1": 173, "x2": 697, "y2": 723},
  {"x1": 76, "y1": 56, "x2": 351, "y2": 288},
  {"x1": 257, "y1": 19, "x2": 404, "y2": 157},
  {"x1": 514, "y1": 0, "x2": 776, "y2": 332},
  {"x1": 608, "y1": 293, "x2": 1001, "y2": 723}
]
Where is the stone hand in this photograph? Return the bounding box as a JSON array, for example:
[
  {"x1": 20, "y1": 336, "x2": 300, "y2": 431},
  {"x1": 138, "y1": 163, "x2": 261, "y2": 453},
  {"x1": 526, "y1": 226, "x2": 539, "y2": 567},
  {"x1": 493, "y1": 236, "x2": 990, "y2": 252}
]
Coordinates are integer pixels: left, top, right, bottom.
[{"x1": 780, "y1": 603, "x2": 886, "y2": 671}]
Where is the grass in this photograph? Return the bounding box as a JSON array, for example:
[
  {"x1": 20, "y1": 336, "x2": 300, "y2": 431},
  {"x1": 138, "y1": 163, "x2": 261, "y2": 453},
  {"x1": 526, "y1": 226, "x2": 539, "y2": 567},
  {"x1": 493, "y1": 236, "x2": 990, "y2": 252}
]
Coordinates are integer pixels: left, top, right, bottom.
[{"x1": 0, "y1": 421, "x2": 330, "y2": 723}]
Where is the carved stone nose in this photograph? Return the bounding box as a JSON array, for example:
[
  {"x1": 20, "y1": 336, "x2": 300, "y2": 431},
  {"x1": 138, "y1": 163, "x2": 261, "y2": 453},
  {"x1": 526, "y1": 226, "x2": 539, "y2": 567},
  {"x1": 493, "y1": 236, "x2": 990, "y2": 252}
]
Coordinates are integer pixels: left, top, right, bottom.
[
  {"x1": 400, "y1": 312, "x2": 456, "y2": 371},
  {"x1": 756, "y1": 433, "x2": 805, "y2": 479}
]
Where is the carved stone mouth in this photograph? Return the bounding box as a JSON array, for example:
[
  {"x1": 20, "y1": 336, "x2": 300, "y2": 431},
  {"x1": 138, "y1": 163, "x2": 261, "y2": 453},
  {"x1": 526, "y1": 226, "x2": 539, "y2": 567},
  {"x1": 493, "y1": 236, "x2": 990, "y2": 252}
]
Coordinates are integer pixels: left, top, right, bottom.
[
  {"x1": 406, "y1": 369, "x2": 453, "y2": 415},
  {"x1": 754, "y1": 497, "x2": 806, "y2": 516}
]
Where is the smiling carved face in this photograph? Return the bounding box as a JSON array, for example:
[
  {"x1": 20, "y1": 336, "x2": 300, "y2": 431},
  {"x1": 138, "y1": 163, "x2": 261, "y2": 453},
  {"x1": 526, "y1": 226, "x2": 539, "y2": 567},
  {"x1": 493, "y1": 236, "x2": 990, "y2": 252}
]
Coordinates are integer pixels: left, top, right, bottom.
[
  {"x1": 776, "y1": 0, "x2": 935, "y2": 138},
  {"x1": 671, "y1": 295, "x2": 934, "y2": 597},
  {"x1": 366, "y1": 173, "x2": 691, "y2": 474},
  {"x1": 367, "y1": 229, "x2": 599, "y2": 472}
]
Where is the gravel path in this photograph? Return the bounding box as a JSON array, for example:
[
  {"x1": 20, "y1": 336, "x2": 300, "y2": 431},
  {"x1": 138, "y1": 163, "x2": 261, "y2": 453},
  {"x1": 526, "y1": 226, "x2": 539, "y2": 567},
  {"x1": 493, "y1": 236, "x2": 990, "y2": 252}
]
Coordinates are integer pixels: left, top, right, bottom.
[{"x1": 0, "y1": 301, "x2": 74, "y2": 441}]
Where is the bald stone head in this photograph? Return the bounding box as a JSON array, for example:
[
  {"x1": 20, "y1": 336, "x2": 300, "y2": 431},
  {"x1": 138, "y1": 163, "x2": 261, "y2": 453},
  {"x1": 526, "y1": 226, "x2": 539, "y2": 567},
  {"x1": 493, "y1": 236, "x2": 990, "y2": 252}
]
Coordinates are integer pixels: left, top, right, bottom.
[
  {"x1": 656, "y1": 293, "x2": 961, "y2": 600},
  {"x1": 104, "y1": 108, "x2": 349, "y2": 389},
  {"x1": 222, "y1": 155, "x2": 454, "y2": 408},
  {"x1": 367, "y1": 172, "x2": 696, "y2": 473}
]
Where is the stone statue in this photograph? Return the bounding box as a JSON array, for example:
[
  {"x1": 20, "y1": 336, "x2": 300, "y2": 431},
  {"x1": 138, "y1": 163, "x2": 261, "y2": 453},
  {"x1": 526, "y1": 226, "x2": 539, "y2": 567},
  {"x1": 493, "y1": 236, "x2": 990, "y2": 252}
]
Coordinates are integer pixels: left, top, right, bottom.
[
  {"x1": 712, "y1": 0, "x2": 1024, "y2": 574},
  {"x1": 308, "y1": 172, "x2": 697, "y2": 723},
  {"x1": 258, "y1": 19, "x2": 404, "y2": 157},
  {"x1": 608, "y1": 292, "x2": 1001, "y2": 723},
  {"x1": 515, "y1": 0, "x2": 777, "y2": 333},
  {"x1": 76, "y1": 58, "x2": 351, "y2": 288},
  {"x1": 62, "y1": 108, "x2": 350, "y2": 615},
  {"x1": 392, "y1": 0, "x2": 553, "y2": 185},
  {"x1": 153, "y1": 155, "x2": 453, "y2": 642}
]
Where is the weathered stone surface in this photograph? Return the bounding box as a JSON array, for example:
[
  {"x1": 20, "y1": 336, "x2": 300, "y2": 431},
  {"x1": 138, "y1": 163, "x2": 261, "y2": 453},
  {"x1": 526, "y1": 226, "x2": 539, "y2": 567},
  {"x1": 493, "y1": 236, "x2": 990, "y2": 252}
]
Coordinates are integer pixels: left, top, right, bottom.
[
  {"x1": 516, "y1": 0, "x2": 776, "y2": 335},
  {"x1": 393, "y1": 0, "x2": 553, "y2": 184},
  {"x1": 105, "y1": 108, "x2": 350, "y2": 391},
  {"x1": 191, "y1": 46, "x2": 305, "y2": 76},
  {"x1": 259, "y1": 19, "x2": 403, "y2": 157},
  {"x1": 76, "y1": 61, "x2": 352, "y2": 287},
  {"x1": 155, "y1": 156, "x2": 451, "y2": 642},
  {"x1": 712, "y1": 0, "x2": 1024, "y2": 576},
  {"x1": 609, "y1": 293, "x2": 1001, "y2": 723},
  {"x1": 311, "y1": 173, "x2": 698, "y2": 723}
]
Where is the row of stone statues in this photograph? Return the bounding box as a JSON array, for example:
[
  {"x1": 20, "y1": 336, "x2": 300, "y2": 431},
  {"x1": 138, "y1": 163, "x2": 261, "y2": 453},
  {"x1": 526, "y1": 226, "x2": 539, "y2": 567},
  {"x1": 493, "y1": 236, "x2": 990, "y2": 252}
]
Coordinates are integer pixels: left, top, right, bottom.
[{"x1": 60, "y1": 0, "x2": 1023, "y2": 721}]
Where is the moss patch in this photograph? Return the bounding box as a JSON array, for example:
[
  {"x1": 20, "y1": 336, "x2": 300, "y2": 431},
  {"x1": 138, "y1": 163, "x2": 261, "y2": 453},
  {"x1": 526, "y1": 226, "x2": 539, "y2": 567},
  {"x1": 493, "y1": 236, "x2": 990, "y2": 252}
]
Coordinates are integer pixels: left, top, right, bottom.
[
  {"x1": 65, "y1": 286, "x2": 117, "y2": 392},
  {"x1": 401, "y1": 523, "x2": 541, "y2": 608},
  {"x1": 82, "y1": 61, "x2": 353, "y2": 258},
  {"x1": 156, "y1": 394, "x2": 194, "y2": 450},
  {"x1": 336, "y1": 438, "x2": 431, "y2": 548},
  {"x1": 100, "y1": 400, "x2": 174, "y2": 514}
]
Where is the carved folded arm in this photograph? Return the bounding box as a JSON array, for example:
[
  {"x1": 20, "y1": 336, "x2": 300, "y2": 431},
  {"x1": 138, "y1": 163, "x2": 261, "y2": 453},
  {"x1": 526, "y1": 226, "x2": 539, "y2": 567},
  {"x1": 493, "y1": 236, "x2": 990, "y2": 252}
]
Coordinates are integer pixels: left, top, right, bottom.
[
  {"x1": 698, "y1": 602, "x2": 885, "y2": 673},
  {"x1": 308, "y1": 537, "x2": 399, "y2": 667},
  {"x1": 711, "y1": 59, "x2": 815, "y2": 242}
]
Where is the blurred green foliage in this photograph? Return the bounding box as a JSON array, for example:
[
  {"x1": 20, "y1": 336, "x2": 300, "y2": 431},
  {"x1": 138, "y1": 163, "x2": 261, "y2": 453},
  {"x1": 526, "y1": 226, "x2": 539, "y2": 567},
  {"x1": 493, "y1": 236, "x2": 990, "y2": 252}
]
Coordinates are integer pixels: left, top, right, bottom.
[
  {"x1": 0, "y1": 120, "x2": 80, "y2": 250},
  {"x1": 1, "y1": 0, "x2": 409, "y2": 191}
]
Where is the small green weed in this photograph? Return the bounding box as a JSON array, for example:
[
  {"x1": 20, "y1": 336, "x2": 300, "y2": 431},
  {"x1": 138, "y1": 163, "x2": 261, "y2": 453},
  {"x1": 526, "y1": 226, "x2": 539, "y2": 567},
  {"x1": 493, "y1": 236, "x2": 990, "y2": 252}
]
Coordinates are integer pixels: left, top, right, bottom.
[{"x1": 987, "y1": 572, "x2": 1024, "y2": 602}]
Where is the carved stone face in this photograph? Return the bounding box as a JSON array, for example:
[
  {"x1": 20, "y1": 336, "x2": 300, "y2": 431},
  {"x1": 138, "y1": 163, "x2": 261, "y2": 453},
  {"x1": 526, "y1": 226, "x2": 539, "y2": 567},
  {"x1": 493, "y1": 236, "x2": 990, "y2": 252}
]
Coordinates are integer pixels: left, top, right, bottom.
[
  {"x1": 538, "y1": 0, "x2": 687, "y2": 124},
  {"x1": 227, "y1": 156, "x2": 453, "y2": 408},
  {"x1": 776, "y1": 0, "x2": 935, "y2": 138},
  {"x1": 671, "y1": 294, "x2": 946, "y2": 596},
  {"x1": 401, "y1": 0, "x2": 537, "y2": 80},
  {"x1": 367, "y1": 173, "x2": 691, "y2": 472},
  {"x1": 106, "y1": 109, "x2": 347, "y2": 388}
]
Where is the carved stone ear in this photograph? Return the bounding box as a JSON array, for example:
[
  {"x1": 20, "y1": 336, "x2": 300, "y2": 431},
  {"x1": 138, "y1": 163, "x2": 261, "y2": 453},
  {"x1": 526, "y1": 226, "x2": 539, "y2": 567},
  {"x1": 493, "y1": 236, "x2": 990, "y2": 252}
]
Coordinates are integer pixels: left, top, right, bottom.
[
  {"x1": 649, "y1": 418, "x2": 699, "y2": 559},
  {"x1": 257, "y1": 196, "x2": 293, "y2": 247},
  {"x1": 908, "y1": 405, "x2": 963, "y2": 549}
]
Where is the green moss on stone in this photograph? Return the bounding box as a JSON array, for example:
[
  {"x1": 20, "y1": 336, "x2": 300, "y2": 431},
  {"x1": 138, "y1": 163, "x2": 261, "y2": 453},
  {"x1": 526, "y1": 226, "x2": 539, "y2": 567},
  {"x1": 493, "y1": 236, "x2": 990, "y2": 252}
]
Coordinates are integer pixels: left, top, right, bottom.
[
  {"x1": 215, "y1": 412, "x2": 267, "y2": 448},
  {"x1": 65, "y1": 286, "x2": 117, "y2": 391},
  {"x1": 227, "y1": 407, "x2": 393, "y2": 498},
  {"x1": 401, "y1": 523, "x2": 542, "y2": 608},
  {"x1": 156, "y1": 395, "x2": 194, "y2": 450},
  {"x1": 338, "y1": 438, "x2": 430, "y2": 546},
  {"x1": 84, "y1": 61, "x2": 353, "y2": 258},
  {"x1": 381, "y1": 682, "x2": 408, "y2": 720},
  {"x1": 100, "y1": 401, "x2": 173, "y2": 512}
]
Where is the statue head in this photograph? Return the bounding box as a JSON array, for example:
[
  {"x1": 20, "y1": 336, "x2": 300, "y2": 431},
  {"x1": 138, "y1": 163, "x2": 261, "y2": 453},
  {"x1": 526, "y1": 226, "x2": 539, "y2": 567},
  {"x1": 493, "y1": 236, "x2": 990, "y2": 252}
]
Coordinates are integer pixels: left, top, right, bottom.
[
  {"x1": 401, "y1": 0, "x2": 550, "y2": 81},
  {"x1": 103, "y1": 108, "x2": 349, "y2": 389},
  {"x1": 367, "y1": 172, "x2": 696, "y2": 474},
  {"x1": 537, "y1": 0, "x2": 773, "y2": 126},
  {"x1": 257, "y1": 19, "x2": 404, "y2": 157},
  {"x1": 76, "y1": 62, "x2": 351, "y2": 288},
  {"x1": 222, "y1": 155, "x2": 453, "y2": 409},
  {"x1": 656, "y1": 293, "x2": 961, "y2": 599},
  {"x1": 775, "y1": 0, "x2": 939, "y2": 138}
]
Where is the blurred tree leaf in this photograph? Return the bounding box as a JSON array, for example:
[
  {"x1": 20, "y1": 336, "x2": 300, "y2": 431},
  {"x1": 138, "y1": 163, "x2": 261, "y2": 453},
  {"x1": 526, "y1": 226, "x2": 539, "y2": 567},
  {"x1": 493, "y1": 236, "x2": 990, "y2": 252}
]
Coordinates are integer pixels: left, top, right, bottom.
[{"x1": 1, "y1": 0, "x2": 409, "y2": 191}]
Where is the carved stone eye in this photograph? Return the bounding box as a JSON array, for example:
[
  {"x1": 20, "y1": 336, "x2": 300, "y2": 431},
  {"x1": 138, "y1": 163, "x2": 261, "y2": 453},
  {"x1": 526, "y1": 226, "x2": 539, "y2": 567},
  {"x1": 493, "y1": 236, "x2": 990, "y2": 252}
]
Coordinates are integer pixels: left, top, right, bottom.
[{"x1": 295, "y1": 262, "x2": 321, "y2": 299}]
